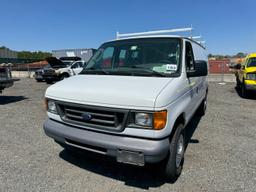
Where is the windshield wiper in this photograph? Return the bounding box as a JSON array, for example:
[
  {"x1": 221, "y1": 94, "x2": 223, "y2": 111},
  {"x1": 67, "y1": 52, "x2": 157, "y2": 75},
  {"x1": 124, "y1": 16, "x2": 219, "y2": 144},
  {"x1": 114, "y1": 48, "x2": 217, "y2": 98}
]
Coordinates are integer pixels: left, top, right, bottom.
[{"x1": 81, "y1": 67, "x2": 109, "y2": 75}]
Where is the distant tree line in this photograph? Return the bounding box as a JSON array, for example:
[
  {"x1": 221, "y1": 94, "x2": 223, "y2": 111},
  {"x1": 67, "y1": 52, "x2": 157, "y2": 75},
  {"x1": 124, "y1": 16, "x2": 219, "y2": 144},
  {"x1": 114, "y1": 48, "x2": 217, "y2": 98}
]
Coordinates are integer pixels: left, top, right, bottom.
[
  {"x1": 17, "y1": 51, "x2": 52, "y2": 60},
  {"x1": 0, "y1": 46, "x2": 8, "y2": 50},
  {"x1": 0, "y1": 46, "x2": 52, "y2": 60},
  {"x1": 208, "y1": 52, "x2": 246, "y2": 59}
]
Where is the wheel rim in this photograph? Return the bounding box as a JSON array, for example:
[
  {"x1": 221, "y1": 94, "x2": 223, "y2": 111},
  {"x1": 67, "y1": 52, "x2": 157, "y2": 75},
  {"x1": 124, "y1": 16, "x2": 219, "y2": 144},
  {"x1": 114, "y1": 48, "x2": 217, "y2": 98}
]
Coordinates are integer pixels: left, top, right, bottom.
[{"x1": 176, "y1": 134, "x2": 184, "y2": 168}]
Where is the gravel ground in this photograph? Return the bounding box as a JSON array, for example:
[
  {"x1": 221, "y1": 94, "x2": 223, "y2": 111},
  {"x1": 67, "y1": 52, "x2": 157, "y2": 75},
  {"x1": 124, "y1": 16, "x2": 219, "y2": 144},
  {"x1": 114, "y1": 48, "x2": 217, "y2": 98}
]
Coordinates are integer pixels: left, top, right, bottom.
[{"x1": 0, "y1": 78, "x2": 256, "y2": 192}]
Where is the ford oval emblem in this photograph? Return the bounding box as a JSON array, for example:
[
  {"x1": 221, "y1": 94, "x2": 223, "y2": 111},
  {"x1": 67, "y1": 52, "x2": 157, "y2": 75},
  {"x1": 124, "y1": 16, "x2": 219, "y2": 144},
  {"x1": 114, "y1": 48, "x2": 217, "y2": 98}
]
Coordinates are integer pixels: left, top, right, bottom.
[{"x1": 81, "y1": 113, "x2": 92, "y2": 121}]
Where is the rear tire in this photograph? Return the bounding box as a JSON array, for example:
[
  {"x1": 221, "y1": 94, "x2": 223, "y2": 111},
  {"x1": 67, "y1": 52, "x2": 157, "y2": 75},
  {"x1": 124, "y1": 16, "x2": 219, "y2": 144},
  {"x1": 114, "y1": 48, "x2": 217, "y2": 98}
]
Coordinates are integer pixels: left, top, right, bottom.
[{"x1": 160, "y1": 124, "x2": 185, "y2": 182}]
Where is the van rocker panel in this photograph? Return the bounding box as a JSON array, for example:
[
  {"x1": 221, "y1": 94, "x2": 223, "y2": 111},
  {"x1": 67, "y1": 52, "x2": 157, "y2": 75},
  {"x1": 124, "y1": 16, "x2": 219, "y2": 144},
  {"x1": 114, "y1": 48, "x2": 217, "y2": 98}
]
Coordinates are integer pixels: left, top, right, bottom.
[{"x1": 43, "y1": 118, "x2": 170, "y2": 163}]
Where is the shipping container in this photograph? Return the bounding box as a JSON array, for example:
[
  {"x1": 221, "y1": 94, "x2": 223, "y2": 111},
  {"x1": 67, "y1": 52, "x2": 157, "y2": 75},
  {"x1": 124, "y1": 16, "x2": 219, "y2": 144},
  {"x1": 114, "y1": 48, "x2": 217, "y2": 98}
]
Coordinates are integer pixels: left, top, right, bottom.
[{"x1": 209, "y1": 59, "x2": 230, "y2": 73}]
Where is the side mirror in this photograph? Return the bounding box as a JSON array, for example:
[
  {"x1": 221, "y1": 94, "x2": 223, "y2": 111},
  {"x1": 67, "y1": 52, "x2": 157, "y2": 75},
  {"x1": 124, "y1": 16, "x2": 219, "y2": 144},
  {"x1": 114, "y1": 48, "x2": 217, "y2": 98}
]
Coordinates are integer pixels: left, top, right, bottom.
[{"x1": 187, "y1": 60, "x2": 208, "y2": 77}]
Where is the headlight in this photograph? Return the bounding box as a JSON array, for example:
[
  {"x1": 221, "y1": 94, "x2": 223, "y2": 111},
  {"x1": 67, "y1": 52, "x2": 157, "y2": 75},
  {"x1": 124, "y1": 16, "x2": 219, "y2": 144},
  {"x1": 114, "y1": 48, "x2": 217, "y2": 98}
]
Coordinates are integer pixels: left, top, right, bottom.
[
  {"x1": 246, "y1": 73, "x2": 256, "y2": 80},
  {"x1": 45, "y1": 99, "x2": 57, "y2": 114},
  {"x1": 134, "y1": 110, "x2": 167, "y2": 130},
  {"x1": 135, "y1": 113, "x2": 153, "y2": 127}
]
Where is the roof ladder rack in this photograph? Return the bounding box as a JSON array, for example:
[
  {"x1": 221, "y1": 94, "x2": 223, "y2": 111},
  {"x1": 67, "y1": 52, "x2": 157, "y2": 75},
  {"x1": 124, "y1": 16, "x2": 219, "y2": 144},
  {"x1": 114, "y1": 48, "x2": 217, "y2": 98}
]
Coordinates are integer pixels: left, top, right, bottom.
[
  {"x1": 116, "y1": 27, "x2": 193, "y2": 39},
  {"x1": 116, "y1": 26, "x2": 206, "y2": 47}
]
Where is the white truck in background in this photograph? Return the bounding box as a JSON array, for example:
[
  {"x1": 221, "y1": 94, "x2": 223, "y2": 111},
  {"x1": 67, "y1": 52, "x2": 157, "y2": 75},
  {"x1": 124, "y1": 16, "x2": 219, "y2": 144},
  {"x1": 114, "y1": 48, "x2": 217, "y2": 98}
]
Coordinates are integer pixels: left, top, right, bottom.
[
  {"x1": 54, "y1": 60, "x2": 86, "y2": 77},
  {"x1": 43, "y1": 27, "x2": 208, "y2": 181},
  {"x1": 42, "y1": 57, "x2": 86, "y2": 84}
]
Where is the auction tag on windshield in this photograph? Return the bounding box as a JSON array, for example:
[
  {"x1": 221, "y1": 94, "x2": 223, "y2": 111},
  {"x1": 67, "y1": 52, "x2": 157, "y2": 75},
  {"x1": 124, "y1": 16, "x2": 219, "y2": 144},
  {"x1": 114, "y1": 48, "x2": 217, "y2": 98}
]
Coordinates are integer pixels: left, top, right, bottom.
[
  {"x1": 166, "y1": 64, "x2": 177, "y2": 71},
  {"x1": 131, "y1": 46, "x2": 138, "y2": 50}
]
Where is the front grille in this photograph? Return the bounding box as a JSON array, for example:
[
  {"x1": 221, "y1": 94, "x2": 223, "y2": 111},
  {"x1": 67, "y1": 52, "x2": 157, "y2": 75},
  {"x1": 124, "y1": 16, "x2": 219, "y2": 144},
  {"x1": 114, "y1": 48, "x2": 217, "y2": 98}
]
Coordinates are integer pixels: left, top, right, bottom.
[
  {"x1": 56, "y1": 102, "x2": 128, "y2": 132},
  {"x1": 247, "y1": 73, "x2": 256, "y2": 80}
]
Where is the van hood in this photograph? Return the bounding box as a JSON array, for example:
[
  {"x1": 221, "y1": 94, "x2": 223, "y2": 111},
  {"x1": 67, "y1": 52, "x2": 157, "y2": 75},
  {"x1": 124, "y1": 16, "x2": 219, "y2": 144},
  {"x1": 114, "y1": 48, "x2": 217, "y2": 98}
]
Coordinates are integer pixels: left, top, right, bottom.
[
  {"x1": 46, "y1": 57, "x2": 65, "y2": 68},
  {"x1": 46, "y1": 75, "x2": 173, "y2": 109},
  {"x1": 45, "y1": 57, "x2": 81, "y2": 68}
]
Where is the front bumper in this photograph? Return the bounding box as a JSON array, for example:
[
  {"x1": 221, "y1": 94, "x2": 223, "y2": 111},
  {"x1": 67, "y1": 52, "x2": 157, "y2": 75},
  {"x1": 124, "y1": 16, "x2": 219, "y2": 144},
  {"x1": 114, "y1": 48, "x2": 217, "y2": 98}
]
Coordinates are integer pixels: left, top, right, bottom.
[
  {"x1": 43, "y1": 118, "x2": 170, "y2": 165},
  {"x1": 244, "y1": 80, "x2": 256, "y2": 90},
  {"x1": 245, "y1": 84, "x2": 256, "y2": 90}
]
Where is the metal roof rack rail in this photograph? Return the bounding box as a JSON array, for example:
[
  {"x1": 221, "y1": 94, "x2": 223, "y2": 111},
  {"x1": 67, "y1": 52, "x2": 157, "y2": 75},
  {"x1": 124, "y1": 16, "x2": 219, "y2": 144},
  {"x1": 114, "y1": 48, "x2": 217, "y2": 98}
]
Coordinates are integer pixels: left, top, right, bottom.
[
  {"x1": 116, "y1": 25, "x2": 206, "y2": 47},
  {"x1": 116, "y1": 27, "x2": 193, "y2": 39}
]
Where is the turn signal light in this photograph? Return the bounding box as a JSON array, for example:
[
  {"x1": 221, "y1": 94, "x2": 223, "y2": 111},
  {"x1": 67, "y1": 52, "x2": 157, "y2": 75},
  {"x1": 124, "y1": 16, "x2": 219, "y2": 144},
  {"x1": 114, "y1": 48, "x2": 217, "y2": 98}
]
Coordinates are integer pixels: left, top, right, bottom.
[{"x1": 153, "y1": 110, "x2": 167, "y2": 130}]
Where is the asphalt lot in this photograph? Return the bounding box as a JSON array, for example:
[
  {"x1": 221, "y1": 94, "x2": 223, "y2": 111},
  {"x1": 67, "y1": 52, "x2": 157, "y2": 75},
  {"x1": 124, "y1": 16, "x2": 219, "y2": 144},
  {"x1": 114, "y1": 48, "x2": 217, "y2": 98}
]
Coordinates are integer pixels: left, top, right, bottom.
[{"x1": 0, "y1": 78, "x2": 256, "y2": 192}]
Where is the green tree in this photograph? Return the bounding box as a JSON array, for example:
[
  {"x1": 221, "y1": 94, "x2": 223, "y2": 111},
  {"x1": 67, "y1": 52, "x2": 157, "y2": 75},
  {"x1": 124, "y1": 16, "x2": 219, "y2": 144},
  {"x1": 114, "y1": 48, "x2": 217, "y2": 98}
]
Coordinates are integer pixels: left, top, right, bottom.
[
  {"x1": 235, "y1": 52, "x2": 246, "y2": 58},
  {"x1": 17, "y1": 51, "x2": 52, "y2": 60}
]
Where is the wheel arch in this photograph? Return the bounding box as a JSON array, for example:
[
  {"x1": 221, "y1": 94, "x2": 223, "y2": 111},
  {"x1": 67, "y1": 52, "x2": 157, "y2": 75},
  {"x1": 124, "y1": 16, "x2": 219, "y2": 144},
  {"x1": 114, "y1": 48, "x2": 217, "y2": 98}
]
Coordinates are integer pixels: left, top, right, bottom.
[
  {"x1": 61, "y1": 72, "x2": 70, "y2": 77},
  {"x1": 169, "y1": 113, "x2": 185, "y2": 140}
]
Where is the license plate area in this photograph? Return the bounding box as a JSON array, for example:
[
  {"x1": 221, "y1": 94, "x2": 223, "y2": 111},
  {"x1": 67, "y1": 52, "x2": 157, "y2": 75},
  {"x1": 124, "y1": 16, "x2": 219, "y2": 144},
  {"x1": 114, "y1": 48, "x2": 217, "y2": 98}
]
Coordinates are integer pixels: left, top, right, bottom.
[{"x1": 117, "y1": 149, "x2": 145, "y2": 166}]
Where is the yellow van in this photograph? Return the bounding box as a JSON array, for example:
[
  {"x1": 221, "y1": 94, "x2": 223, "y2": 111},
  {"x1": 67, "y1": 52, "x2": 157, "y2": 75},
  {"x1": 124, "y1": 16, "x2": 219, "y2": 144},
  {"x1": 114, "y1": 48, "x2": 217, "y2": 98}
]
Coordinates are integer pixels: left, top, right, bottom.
[{"x1": 236, "y1": 53, "x2": 256, "y2": 97}]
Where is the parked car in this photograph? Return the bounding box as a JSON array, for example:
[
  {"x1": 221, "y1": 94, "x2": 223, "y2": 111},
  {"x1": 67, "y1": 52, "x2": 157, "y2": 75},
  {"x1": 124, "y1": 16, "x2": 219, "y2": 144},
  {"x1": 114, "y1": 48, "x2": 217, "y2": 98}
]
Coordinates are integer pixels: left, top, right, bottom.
[
  {"x1": 54, "y1": 60, "x2": 86, "y2": 77},
  {"x1": 42, "y1": 57, "x2": 83, "y2": 84},
  {"x1": 0, "y1": 64, "x2": 19, "y2": 93},
  {"x1": 34, "y1": 64, "x2": 51, "y2": 82},
  {"x1": 235, "y1": 53, "x2": 256, "y2": 97},
  {"x1": 43, "y1": 28, "x2": 208, "y2": 181}
]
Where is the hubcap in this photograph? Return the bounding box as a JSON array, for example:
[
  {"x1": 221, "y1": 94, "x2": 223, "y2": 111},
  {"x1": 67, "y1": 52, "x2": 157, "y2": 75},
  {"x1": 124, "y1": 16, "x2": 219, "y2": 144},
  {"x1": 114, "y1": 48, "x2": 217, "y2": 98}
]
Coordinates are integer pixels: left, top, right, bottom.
[{"x1": 176, "y1": 134, "x2": 184, "y2": 168}]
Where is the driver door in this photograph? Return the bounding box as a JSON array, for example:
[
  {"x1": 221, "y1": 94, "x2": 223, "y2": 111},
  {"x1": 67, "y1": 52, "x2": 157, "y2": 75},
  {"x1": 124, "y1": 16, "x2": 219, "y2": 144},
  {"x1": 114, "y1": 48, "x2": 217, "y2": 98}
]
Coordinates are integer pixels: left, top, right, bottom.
[{"x1": 71, "y1": 61, "x2": 84, "y2": 75}]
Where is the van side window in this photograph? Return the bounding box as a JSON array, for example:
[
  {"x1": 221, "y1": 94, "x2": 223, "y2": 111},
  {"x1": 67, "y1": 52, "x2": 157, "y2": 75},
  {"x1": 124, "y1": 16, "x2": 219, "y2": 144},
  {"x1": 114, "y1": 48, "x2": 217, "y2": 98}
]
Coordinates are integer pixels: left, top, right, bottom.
[
  {"x1": 185, "y1": 42, "x2": 195, "y2": 71},
  {"x1": 117, "y1": 49, "x2": 127, "y2": 66},
  {"x1": 102, "y1": 47, "x2": 114, "y2": 68},
  {"x1": 78, "y1": 62, "x2": 84, "y2": 67}
]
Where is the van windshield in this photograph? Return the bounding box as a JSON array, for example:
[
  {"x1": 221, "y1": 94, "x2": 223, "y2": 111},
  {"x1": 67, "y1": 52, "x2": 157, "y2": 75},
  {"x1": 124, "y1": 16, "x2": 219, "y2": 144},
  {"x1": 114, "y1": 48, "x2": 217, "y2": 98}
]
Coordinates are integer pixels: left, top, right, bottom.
[
  {"x1": 247, "y1": 57, "x2": 256, "y2": 67},
  {"x1": 81, "y1": 38, "x2": 181, "y2": 77}
]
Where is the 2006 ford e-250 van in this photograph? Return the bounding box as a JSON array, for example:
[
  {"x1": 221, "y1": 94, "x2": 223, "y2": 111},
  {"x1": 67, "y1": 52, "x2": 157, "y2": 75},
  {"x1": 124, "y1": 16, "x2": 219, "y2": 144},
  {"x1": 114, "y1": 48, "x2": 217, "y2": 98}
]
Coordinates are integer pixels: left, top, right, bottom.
[{"x1": 43, "y1": 28, "x2": 208, "y2": 181}]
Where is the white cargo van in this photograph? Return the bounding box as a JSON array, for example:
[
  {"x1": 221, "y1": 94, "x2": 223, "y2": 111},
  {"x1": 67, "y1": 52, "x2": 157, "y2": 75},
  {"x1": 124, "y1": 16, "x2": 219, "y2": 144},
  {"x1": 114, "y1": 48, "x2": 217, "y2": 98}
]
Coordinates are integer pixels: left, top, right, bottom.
[{"x1": 43, "y1": 27, "x2": 208, "y2": 181}]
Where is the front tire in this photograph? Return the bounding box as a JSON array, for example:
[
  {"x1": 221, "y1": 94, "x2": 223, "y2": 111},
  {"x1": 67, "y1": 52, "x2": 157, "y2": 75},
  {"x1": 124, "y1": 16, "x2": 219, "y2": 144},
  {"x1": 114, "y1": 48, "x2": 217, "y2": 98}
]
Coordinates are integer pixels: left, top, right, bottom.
[
  {"x1": 45, "y1": 80, "x2": 53, "y2": 84},
  {"x1": 160, "y1": 124, "x2": 185, "y2": 182},
  {"x1": 236, "y1": 76, "x2": 240, "y2": 88},
  {"x1": 241, "y1": 82, "x2": 248, "y2": 98},
  {"x1": 60, "y1": 73, "x2": 69, "y2": 80}
]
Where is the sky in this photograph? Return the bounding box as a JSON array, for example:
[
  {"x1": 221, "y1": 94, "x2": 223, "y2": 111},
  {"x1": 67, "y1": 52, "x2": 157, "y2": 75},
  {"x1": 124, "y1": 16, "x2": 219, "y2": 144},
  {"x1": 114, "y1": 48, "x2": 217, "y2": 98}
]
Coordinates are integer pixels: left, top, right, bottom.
[{"x1": 0, "y1": 0, "x2": 255, "y2": 55}]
